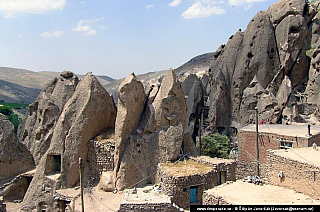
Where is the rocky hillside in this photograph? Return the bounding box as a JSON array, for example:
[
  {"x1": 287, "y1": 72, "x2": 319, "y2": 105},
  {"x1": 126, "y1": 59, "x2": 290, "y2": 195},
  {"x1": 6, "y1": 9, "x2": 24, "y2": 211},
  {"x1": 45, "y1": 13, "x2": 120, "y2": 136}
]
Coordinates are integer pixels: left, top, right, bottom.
[
  {"x1": 0, "y1": 67, "x2": 115, "y2": 103},
  {"x1": 174, "y1": 52, "x2": 214, "y2": 75},
  {"x1": 2, "y1": 0, "x2": 320, "y2": 210},
  {"x1": 104, "y1": 53, "x2": 213, "y2": 104},
  {"x1": 208, "y1": 0, "x2": 320, "y2": 131}
]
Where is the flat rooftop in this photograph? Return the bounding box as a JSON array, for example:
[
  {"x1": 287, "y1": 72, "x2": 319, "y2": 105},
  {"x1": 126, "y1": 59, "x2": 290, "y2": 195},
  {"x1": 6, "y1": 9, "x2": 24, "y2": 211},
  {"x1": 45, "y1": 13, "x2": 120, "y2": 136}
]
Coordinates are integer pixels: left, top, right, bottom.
[
  {"x1": 272, "y1": 147, "x2": 320, "y2": 167},
  {"x1": 159, "y1": 159, "x2": 214, "y2": 177},
  {"x1": 205, "y1": 181, "x2": 320, "y2": 205},
  {"x1": 121, "y1": 185, "x2": 171, "y2": 204},
  {"x1": 240, "y1": 124, "x2": 320, "y2": 138}
]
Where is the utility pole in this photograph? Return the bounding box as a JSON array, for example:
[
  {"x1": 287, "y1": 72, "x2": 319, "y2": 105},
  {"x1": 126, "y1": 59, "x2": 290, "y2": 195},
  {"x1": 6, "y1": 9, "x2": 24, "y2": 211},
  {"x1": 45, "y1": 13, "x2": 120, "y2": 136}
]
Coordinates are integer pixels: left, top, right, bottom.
[
  {"x1": 79, "y1": 158, "x2": 84, "y2": 212},
  {"x1": 255, "y1": 107, "x2": 260, "y2": 177},
  {"x1": 198, "y1": 118, "x2": 201, "y2": 155}
]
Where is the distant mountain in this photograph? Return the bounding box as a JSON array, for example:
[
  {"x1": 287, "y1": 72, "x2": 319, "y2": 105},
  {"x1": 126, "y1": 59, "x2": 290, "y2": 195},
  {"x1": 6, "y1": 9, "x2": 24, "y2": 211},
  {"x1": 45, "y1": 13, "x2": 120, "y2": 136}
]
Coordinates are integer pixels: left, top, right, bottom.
[
  {"x1": 174, "y1": 52, "x2": 214, "y2": 75},
  {"x1": 104, "y1": 52, "x2": 214, "y2": 103},
  {"x1": 0, "y1": 52, "x2": 213, "y2": 103},
  {"x1": 0, "y1": 67, "x2": 115, "y2": 103}
]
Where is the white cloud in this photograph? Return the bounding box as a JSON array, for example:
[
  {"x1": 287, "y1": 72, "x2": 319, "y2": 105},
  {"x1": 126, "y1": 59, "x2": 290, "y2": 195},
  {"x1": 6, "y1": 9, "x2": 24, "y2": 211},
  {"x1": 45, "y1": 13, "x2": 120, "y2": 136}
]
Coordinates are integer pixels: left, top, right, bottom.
[
  {"x1": 146, "y1": 4, "x2": 155, "y2": 9},
  {"x1": 40, "y1": 30, "x2": 64, "y2": 38},
  {"x1": 72, "y1": 20, "x2": 91, "y2": 32},
  {"x1": 100, "y1": 25, "x2": 108, "y2": 30},
  {"x1": 202, "y1": 0, "x2": 224, "y2": 4},
  {"x1": 244, "y1": 3, "x2": 253, "y2": 10},
  {"x1": 72, "y1": 18, "x2": 105, "y2": 36},
  {"x1": 182, "y1": 1, "x2": 226, "y2": 19},
  {"x1": 169, "y1": 0, "x2": 182, "y2": 7},
  {"x1": 81, "y1": 30, "x2": 96, "y2": 36},
  {"x1": 80, "y1": 1, "x2": 85, "y2": 4},
  {"x1": 0, "y1": 0, "x2": 66, "y2": 18},
  {"x1": 228, "y1": 0, "x2": 265, "y2": 6}
]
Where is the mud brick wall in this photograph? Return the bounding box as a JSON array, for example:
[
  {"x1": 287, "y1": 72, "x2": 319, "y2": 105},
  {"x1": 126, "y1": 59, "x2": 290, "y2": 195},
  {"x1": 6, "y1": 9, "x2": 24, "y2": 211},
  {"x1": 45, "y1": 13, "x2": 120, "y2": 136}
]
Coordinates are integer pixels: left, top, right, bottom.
[
  {"x1": 190, "y1": 157, "x2": 237, "y2": 182},
  {"x1": 118, "y1": 202, "x2": 181, "y2": 212},
  {"x1": 156, "y1": 165, "x2": 216, "y2": 209},
  {"x1": 85, "y1": 140, "x2": 115, "y2": 182},
  {"x1": 265, "y1": 150, "x2": 320, "y2": 200},
  {"x1": 203, "y1": 190, "x2": 231, "y2": 205}
]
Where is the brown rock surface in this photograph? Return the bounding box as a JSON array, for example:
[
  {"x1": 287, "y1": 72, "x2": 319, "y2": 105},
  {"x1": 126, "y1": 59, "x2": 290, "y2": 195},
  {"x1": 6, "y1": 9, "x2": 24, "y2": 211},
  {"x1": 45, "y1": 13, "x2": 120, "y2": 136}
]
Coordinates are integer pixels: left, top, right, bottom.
[
  {"x1": 208, "y1": 0, "x2": 320, "y2": 131},
  {"x1": 114, "y1": 69, "x2": 187, "y2": 191},
  {"x1": 22, "y1": 72, "x2": 117, "y2": 210},
  {"x1": 0, "y1": 114, "x2": 34, "y2": 184},
  {"x1": 18, "y1": 71, "x2": 79, "y2": 164}
]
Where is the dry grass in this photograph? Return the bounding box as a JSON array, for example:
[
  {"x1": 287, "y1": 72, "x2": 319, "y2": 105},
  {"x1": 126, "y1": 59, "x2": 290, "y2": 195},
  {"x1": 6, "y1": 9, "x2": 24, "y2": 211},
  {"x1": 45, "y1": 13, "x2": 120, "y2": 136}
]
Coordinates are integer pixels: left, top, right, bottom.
[
  {"x1": 94, "y1": 128, "x2": 115, "y2": 141},
  {"x1": 160, "y1": 160, "x2": 213, "y2": 177}
]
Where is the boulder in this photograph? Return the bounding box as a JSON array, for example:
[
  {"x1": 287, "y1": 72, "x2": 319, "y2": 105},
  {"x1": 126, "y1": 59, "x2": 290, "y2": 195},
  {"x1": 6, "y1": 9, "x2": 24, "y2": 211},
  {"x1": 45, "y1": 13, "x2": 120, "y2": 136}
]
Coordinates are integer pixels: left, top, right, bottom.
[
  {"x1": 158, "y1": 123, "x2": 184, "y2": 162},
  {"x1": 276, "y1": 75, "x2": 292, "y2": 109},
  {"x1": 274, "y1": 14, "x2": 309, "y2": 87},
  {"x1": 181, "y1": 74, "x2": 199, "y2": 97},
  {"x1": 267, "y1": 0, "x2": 307, "y2": 25},
  {"x1": 0, "y1": 114, "x2": 34, "y2": 184},
  {"x1": 183, "y1": 133, "x2": 199, "y2": 157},
  {"x1": 206, "y1": 0, "x2": 320, "y2": 130},
  {"x1": 18, "y1": 72, "x2": 79, "y2": 164},
  {"x1": 185, "y1": 76, "x2": 203, "y2": 138},
  {"x1": 22, "y1": 72, "x2": 117, "y2": 210},
  {"x1": 98, "y1": 171, "x2": 115, "y2": 192},
  {"x1": 114, "y1": 73, "x2": 146, "y2": 189},
  {"x1": 239, "y1": 76, "x2": 265, "y2": 125},
  {"x1": 114, "y1": 69, "x2": 187, "y2": 191},
  {"x1": 153, "y1": 69, "x2": 186, "y2": 128}
]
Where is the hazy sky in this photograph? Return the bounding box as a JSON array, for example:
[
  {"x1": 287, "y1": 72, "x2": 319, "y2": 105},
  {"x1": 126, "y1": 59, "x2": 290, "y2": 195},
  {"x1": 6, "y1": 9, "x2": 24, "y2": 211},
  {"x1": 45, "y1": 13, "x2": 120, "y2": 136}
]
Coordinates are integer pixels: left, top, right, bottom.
[{"x1": 0, "y1": 0, "x2": 279, "y2": 79}]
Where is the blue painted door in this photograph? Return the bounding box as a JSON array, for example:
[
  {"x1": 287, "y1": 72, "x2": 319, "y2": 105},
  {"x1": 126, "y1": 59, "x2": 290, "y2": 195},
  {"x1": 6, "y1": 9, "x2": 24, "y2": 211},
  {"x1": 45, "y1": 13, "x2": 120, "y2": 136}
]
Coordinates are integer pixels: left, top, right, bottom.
[{"x1": 190, "y1": 187, "x2": 197, "y2": 203}]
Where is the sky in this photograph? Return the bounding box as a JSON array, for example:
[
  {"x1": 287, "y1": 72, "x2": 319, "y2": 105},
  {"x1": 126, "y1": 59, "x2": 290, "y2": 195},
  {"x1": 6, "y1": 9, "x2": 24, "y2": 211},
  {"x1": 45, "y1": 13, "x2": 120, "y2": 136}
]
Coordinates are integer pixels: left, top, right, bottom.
[{"x1": 0, "y1": 0, "x2": 280, "y2": 79}]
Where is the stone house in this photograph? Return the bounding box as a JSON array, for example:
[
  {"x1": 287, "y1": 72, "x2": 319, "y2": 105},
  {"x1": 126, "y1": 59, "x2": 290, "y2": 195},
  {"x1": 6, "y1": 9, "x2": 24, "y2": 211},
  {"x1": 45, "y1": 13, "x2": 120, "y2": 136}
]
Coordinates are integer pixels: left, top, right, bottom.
[
  {"x1": 156, "y1": 156, "x2": 236, "y2": 209},
  {"x1": 265, "y1": 147, "x2": 320, "y2": 200},
  {"x1": 237, "y1": 124, "x2": 320, "y2": 178},
  {"x1": 119, "y1": 186, "x2": 181, "y2": 212}
]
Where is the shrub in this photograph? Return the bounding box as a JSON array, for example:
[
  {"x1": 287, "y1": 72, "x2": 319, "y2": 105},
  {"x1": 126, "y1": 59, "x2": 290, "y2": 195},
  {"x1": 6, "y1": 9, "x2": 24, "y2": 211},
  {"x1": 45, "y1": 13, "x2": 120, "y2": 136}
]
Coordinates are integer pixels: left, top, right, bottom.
[
  {"x1": 0, "y1": 105, "x2": 13, "y2": 116},
  {"x1": 201, "y1": 134, "x2": 230, "y2": 159},
  {"x1": 0, "y1": 104, "x2": 22, "y2": 133}
]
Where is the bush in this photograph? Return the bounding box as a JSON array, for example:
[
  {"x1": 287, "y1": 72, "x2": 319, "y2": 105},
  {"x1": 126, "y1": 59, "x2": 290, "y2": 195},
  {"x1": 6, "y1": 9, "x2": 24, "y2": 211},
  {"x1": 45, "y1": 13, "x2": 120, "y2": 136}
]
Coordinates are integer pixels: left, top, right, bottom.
[
  {"x1": 0, "y1": 105, "x2": 13, "y2": 116},
  {"x1": 0, "y1": 104, "x2": 22, "y2": 133},
  {"x1": 201, "y1": 134, "x2": 230, "y2": 159}
]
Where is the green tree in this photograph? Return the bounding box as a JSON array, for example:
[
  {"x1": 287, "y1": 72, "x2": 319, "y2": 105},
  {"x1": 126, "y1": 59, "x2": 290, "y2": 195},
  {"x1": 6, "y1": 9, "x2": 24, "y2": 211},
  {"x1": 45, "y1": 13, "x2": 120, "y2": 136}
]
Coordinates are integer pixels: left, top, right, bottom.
[
  {"x1": 0, "y1": 105, "x2": 22, "y2": 133},
  {"x1": 0, "y1": 105, "x2": 13, "y2": 116},
  {"x1": 201, "y1": 134, "x2": 230, "y2": 159}
]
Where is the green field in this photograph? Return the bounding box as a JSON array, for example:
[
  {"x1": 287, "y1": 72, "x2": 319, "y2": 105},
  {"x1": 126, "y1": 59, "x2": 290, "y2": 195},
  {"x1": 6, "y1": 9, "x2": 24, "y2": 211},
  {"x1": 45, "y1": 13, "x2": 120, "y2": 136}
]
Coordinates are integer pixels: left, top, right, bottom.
[{"x1": 0, "y1": 102, "x2": 29, "y2": 109}]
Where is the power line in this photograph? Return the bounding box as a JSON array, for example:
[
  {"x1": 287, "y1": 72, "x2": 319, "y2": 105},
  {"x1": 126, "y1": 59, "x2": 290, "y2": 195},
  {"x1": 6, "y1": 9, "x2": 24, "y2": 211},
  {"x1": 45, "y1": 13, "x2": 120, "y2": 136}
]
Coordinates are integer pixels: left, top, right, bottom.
[
  {"x1": 124, "y1": 153, "x2": 190, "y2": 190},
  {"x1": 242, "y1": 149, "x2": 260, "y2": 164},
  {"x1": 260, "y1": 125, "x2": 320, "y2": 197},
  {"x1": 89, "y1": 192, "x2": 117, "y2": 212}
]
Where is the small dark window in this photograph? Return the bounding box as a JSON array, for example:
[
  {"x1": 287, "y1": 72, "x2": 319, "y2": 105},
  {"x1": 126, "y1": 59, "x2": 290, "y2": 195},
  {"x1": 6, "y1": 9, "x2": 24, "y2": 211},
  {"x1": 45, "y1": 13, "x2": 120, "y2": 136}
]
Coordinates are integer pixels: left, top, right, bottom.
[{"x1": 45, "y1": 154, "x2": 62, "y2": 174}]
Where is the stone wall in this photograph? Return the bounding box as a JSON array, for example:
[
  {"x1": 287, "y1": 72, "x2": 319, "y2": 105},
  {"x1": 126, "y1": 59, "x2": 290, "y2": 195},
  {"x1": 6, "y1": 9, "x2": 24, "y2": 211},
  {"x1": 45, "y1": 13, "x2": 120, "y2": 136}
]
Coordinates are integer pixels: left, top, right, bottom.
[
  {"x1": 265, "y1": 150, "x2": 320, "y2": 200},
  {"x1": 190, "y1": 156, "x2": 237, "y2": 182},
  {"x1": 237, "y1": 130, "x2": 315, "y2": 179},
  {"x1": 156, "y1": 164, "x2": 216, "y2": 209},
  {"x1": 236, "y1": 161, "x2": 269, "y2": 180},
  {"x1": 203, "y1": 190, "x2": 231, "y2": 205},
  {"x1": 0, "y1": 197, "x2": 6, "y2": 212},
  {"x1": 85, "y1": 139, "x2": 115, "y2": 183},
  {"x1": 118, "y1": 202, "x2": 181, "y2": 212}
]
